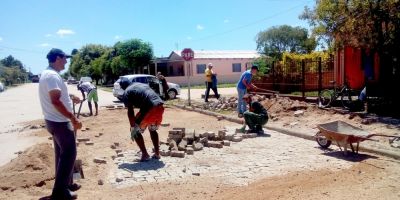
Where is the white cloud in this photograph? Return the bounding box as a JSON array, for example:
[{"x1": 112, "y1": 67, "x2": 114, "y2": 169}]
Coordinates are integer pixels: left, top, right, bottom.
[
  {"x1": 45, "y1": 34, "x2": 53, "y2": 37},
  {"x1": 186, "y1": 36, "x2": 192, "y2": 40},
  {"x1": 114, "y1": 35, "x2": 122, "y2": 40},
  {"x1": 224, "y1": 19, "x2": 230, "y2": 23},
  {"x1": 56, "y1": 29, "x2": 75, "y2": 37},
  {"x1": 39, "y1": 43, "x2": 50, "y2": 47},
  {"x1": 0, "y1": 37, "x2": 2, "y2": 42},
  {"x1": 196, "y1": 25, "x2": 204, "y2": 30}
]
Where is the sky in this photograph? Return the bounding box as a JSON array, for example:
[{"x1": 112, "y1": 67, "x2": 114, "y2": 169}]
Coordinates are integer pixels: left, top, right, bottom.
[{"x1": 0, "y1": 0, "x2": 315, "y2": 74}]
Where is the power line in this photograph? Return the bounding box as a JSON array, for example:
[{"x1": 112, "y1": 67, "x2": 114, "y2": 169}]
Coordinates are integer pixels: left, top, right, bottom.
[
  {"x1": 0, "y1": 45, "x2": 44, "y2": 54},
  {"x1": 178, "y1": 0, "x2": 312, "y2": 46}
]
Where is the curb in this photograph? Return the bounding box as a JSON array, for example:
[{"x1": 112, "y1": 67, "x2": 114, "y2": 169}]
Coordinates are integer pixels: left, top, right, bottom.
[{"x1": 172, "y1": 104, "x2": 400, "y2": 160}]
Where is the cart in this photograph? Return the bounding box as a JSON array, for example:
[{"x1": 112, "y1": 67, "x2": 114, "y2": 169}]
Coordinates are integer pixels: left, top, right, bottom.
[{"x1": 315, "y1": 120, "x2": 398, "y2": 155}]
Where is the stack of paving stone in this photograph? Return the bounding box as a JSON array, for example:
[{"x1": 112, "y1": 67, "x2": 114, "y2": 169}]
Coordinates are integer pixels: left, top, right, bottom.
[{"x1": 159, "y1": 126, "x2": 258, "y2": 158}]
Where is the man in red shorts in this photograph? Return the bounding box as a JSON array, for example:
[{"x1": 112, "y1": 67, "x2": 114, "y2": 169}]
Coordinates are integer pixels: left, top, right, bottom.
[{"x1": 120, "y1": 81, "x2": 164, "y2": 162}]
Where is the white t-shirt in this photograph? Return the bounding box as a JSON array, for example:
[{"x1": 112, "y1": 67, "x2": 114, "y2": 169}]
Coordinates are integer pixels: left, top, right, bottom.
[
  {"x1": 39, "y1": 67, "x2": 73, "y2": 122},
  {"x1": 79, "y1": 82, "x2": 96, "y2": 93}
]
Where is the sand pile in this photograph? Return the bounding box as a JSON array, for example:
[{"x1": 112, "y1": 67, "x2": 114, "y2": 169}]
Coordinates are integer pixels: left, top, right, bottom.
[{"x1": 0, "y1": 143, "x2": 54, "y2": 191}]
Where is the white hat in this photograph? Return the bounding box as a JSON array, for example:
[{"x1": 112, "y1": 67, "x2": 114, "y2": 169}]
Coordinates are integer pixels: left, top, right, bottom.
[{"x1": 207, "y1": 63, "x2": 213, "y2": 67}]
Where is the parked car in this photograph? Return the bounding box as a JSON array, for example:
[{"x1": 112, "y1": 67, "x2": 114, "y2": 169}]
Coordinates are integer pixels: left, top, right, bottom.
[
  {"x1": 67, "y1": 77, "x2": 78, "y2": 84},
  {"x1": 31, "y1": 75, "x2": 40, "y2": 83},
  {"x1": 0, "y1": 82, "x2": 4, "y2": 92},
  {"x1": 79, "y1": 76, "x2": 92, "y2": 83},
  {"x1": 113, "y1": 74, "x2": 180, "y2": 100}
]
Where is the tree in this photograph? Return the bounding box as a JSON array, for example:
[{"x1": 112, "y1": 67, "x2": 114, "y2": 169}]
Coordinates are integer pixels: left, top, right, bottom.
[
  {"x1": 256, "y1": 25, "x2": 317, "y2": 60},
  {"x1": 300, "y1": 0, "x2": 400, "y2": 84},
  {"x1": 300, "y1": 0, "x2": 400, "y2": 116},
  {"x1": 114, "y1": 39, "x2": 153, "y2": 73},
  {"x1": 1, "y1": 55, "x2": 23, "y2": 69},
  {"x1": 0, "y1": 55, "x2": 28, "y2": 85}
]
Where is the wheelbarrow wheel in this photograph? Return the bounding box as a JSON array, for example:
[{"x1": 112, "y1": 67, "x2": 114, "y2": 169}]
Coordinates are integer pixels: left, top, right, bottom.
[{"x1": 315, "y1": 131, "x2": 332, "y2": 148}]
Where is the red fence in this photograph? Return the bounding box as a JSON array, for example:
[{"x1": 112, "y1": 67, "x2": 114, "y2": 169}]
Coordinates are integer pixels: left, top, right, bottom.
[{"x1": 253, "y1": 58, "x2": 335, "y2": 96}]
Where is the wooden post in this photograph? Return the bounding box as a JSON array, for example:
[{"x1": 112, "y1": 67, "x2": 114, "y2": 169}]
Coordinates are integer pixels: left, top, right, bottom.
[
  {"x1": 301, "y1": 59, "x2": 305, "y2": 98},
  {"x1": 318, "y1": 57, "x2": 322, "y2": 96}
]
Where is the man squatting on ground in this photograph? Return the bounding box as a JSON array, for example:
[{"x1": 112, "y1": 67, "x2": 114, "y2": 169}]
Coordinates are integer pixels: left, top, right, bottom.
[
  {"x1": 241, "y1": 94, "x2": 268, "y2": 135},
  {"x1": 39, "y1": 48, "x2": 82, "y2": 199},
  {"x1": 120, "y1": 80, "x2": 165, "y2": 162},
  {"x1": 77, "y1": 81, "x2": 99, "y2": 116}
]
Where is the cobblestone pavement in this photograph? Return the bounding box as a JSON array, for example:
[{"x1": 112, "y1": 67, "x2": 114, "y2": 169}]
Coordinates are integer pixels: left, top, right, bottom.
[{"x1": 109, "y1": 129, "x2": 355, "y2": 188}]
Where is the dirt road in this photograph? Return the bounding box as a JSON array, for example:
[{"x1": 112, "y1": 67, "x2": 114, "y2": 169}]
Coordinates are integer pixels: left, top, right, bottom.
[
  {"x1": 1, "y1": 107, "x2": 399, "y2": 200},
  {"x1": 0, "y1": 83, "x2": 120, "y2": 166}
]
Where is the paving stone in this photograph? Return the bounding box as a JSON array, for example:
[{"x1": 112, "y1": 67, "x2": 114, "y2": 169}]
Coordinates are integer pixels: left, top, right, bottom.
[
  {"x1": 206, "y1": 141, "x2": 223, "y2": 148},
  {"x1": 77, "y1": 138, "x2": 90, "y2": 142},
  {"x1": 199, "y1": 137, "x2": 208, "y2": 145},
  {"x1": 232, "y1": 136, "x2": 243, "y2": 142},
  {"x1": 184, "y1": 129, "x2": 195, "y2": 144},
  {"x1": 193, "y1": 142, "x2": 204, "y2": 151},
  {"x1": 93, "y1": 158, "x2": 107, "y2": 164},
  {"x1": 218, "y1": 130, "x2": 227, "y2": 139},
  {"x1": 207, "y1": 131, "x2": 216, "y2": 140},
  {"x1": 172, "y1": 128, "x2": 185, "y2": 134},
  {"x1": 169, "y1": 140, "x2": 178, "y2": 151},
  {"x1": 160, "y1": 123, "x2": 170, "y2": 127},
  {"x1": 294, "y1": 110, "x2": 304, "y2": 117},
  {"x1": 186, "y1": 147, "x2": 194, "y2": 155},
  {"x1": 170, "y1": 151, "x2": 185, "y2": 158},
  {"x1": 223, "y1": 140, "x2": 231, "y2": 146},
  {"x1": 178, "y1": 139, "x2": 188, "y2": 151},
  {"x1": 224, "y1": 132, "x2": 235, "y2": 141}
]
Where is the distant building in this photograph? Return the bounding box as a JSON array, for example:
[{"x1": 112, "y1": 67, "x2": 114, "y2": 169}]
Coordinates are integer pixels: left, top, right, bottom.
[{"x1": 148, "y1": 50, "x2": 261, "y2": 86}]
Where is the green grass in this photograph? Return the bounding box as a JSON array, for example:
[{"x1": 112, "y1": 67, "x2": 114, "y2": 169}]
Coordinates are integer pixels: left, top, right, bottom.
[
  {"x1": 98, "y1": 86, "x2": 113, "y2": 92},
  {"x1": 181, "y1": 83, "x2": 236, "y2": 89},
  {"x1": 290, "y1": 91, "x2": 319, "y2": 97}
]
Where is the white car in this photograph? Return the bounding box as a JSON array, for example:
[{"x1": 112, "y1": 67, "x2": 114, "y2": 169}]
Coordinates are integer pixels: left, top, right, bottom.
[
  {"x1": 113, "y1": 74, "x2": 180, "y2": 100},
  {"x1": 0, "y1": 82, "x2": 4, "y2": 92},
  {"x1": 79, "y1": 76, "x2": 92, "y2": 83}
]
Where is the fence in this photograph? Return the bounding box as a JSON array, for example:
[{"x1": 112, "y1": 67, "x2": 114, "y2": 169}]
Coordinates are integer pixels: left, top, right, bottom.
[{"x1": 253, "y1": 57, "x2": 335, "y2": 98}]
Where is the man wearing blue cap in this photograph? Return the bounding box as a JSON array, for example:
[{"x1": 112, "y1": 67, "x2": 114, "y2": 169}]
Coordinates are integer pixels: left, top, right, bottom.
[{"x1": 39, "y1": 48, "x2": 82, "y2": 199}]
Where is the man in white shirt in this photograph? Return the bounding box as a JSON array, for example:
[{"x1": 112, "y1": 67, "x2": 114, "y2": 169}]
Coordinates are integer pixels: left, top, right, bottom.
[{"x1": 39, "y1": 48, "x2": 82, "y2": 200}]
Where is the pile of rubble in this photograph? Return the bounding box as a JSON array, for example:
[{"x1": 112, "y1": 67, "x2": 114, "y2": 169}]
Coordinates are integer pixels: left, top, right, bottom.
[
  {"x1": 159, "y1": 127, "x2": 258, "y2": 158},
  {"x1": 198, "y1": 94, "x2": 310, "y2": 120}
]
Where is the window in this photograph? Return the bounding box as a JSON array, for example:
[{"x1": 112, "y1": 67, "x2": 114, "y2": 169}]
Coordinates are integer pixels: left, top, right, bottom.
[
  {"x1": 196, "y1": 64, "x2": 206, "y2": 74},
  {"x1": 232, "y1": 63, "x2": 241, "y2": 72},
  {"x1": 132, "y1": 77, "x2": 148, "y2": 84}
]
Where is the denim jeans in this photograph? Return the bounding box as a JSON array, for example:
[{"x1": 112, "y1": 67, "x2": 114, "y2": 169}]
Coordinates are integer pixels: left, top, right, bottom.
[{"x1": 237, "y1": 88, "x2": 247, "y2": 114}]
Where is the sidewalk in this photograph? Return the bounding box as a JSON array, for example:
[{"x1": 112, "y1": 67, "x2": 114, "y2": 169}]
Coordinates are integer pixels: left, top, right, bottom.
[{"x1": 173, "y1": 103, "x2": 400, "y2": 160}]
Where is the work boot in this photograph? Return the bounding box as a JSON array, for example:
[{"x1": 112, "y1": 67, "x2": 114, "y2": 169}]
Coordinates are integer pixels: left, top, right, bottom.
[
  {"x1": 51, "y1": 189, "x2": 77, "y2": 200},
  {"x1": 68, "y1": 183, "x2": 81, "y2": 192},
  {"x1": 255, "y1": 125, "x2": 264, "y2": 135}
]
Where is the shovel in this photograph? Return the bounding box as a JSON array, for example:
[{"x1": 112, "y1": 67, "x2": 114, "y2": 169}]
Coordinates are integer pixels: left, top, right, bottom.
[{"x1": 72, "y1": 99, "x2": 86, "y2": 179}]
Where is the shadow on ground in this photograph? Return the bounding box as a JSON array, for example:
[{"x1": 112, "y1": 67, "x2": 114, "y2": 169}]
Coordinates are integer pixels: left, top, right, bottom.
[
  {"x1": 118, "y1": 160, "x2": 165, "y2": 172},
  {"x1": 318, "y1": 147, "x2": 378, "y2": 162}
]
